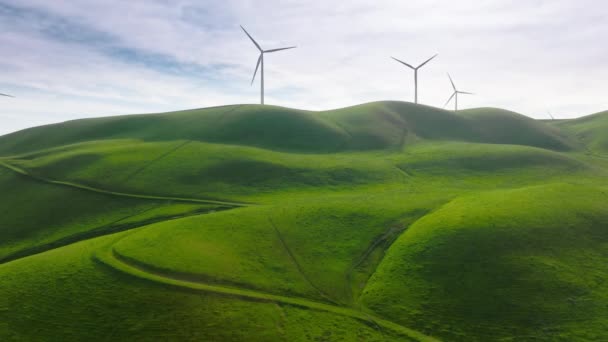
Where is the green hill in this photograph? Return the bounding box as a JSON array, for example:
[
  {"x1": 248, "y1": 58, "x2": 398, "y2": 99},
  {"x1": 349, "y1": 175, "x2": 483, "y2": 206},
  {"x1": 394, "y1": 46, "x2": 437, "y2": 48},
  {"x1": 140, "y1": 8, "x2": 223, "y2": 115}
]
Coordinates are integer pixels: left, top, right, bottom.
[
  {"x1": 0, "y1": 102, "x2": 573, "y2": 156},
  {"x1": 360, "y1": 183, "x2": 608, "y2": 340},
  {"x1": 0, "y1": 163, "x2": 227, "y2": 263},
  {"x1": 554, "y1": 110, "x2": 608, "y2": 154},
  {"x1": 1, "y1": 101, "x2": 607, "y2": 341}
]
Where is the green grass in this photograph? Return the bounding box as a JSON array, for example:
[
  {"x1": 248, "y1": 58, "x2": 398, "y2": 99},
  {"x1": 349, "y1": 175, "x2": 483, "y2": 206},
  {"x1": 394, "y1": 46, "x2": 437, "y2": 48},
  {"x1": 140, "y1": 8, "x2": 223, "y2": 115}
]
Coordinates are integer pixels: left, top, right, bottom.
[
  {"x1": 112, "y1": 192, "x2": 447, "y2": 305},
  {"x1": 360, "y1": 183, "x2": 608, "y2": 340},
  {"x1": 112, "y1": 206, "x2": 328, "y2": 301},
  {"x1": 554, "y1": 110, "x2": 608, "y2": 153},
  {"x1": 1, "y1": 101, "x2": 607, "y2": 341},
  {"x1": 456, "y1": 107, "x2": 572, "y2": 150},
  {"x1": 0, "y1": 232, "x2": 422, "y2": 341},
  {"x1": 5, "y1": 139, "x2": 401, "y2": 202},
  {"x1": 0, "y1": 163, "x2": 226, "y2": 263},
  {"x1": 0, "y1": 102, "x2": 575, "y2": 156}
]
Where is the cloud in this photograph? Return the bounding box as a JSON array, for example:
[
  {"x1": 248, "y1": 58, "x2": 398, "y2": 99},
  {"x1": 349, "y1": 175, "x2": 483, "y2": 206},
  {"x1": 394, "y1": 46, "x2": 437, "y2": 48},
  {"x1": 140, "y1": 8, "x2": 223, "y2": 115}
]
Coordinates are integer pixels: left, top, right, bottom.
[{"x1": 0, "y1": 0, "x2": 607, "y2": 135}]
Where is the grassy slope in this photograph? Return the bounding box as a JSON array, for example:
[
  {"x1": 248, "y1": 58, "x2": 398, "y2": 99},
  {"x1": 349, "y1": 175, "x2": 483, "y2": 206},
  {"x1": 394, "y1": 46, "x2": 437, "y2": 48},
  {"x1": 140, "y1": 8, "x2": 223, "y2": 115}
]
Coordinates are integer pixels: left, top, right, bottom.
[
  {"x1": 0, "y1": 102, "x2": 573, "y2": 156},
  {"x1": 1, "y1": 101, "x2": 607, "y2": 341},
  {"x1": 0, "y1": 233, "x2": 415, "y2": 342},
  {"x1": 5, "y1": 139, "x2": 401, "y2": 202},
  {"x1": 0, "y1": 164, "x2": 223, "y2": 262},
  {"x1": 112, "y1": 206, "x2": 328, "y2": 302},
  {"x1": 112, "y1": 192, "x2": 447, "y2": 305},
  {"x1": 554, "y1": 110, "x2": 608, "y2": 154},
  {"x1": 1, "y1": 140, "x2": 589, "y2": 204},
  {"x1": 361, "y1": 184, "x2": 608, "y2": 340},
  {"x1": 456, "y1": 108, "x2": 572, "y2": 150}
]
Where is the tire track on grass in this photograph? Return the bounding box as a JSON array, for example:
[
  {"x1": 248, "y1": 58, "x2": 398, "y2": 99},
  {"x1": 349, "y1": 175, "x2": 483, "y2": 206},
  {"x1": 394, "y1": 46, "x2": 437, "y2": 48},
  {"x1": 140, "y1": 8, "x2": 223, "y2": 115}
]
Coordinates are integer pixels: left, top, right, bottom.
[
  {"x1": 344, "y1": 224, "x2": 408, "y2": 303},
  {"x1": 343, "y1": 208, "x2": 432, "y2": 305},
  {"x1": 270, "y1": 216, "x2": 388, "y2": 341},
  {"x1": 122, "y1": 140, "x2": 192, "y2": 183},
  {"x1": 0, "y1": 160, "x2": 250, "y2": 207},
  {"x1": 268, "y1": 217, "x2": 339, "y2": 305},
  {"x1": 94, "y1": 233, "x2": 439, "y2": 342},
  {"x1": 357, "y1": 200, "x2": 454, "y2": 300},
  {"x1": 0, "y1": 204, "x2": 233, "y2": 265}
]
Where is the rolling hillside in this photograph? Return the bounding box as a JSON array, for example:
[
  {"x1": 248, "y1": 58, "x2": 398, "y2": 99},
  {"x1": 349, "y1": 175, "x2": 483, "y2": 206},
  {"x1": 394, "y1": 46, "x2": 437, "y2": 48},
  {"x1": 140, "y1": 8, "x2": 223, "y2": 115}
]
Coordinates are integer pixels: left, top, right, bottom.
[
  {"x1": 554, "y1": 110, "x2": 608, "y2": 154},
  {"x1": 0, "y1": 101, "x2": 572, "y2": 156},
  {"x1": 1, "y1": 101, "x2": 607, "y2": 341}
]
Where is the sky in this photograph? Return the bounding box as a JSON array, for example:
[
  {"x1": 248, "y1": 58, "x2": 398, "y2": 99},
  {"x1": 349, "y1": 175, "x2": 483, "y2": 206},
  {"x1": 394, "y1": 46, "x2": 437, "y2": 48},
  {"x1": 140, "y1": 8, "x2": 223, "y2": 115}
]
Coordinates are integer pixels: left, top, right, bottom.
[{"x1": 1, "y1": 0, "x2": 607, "y2": 135}]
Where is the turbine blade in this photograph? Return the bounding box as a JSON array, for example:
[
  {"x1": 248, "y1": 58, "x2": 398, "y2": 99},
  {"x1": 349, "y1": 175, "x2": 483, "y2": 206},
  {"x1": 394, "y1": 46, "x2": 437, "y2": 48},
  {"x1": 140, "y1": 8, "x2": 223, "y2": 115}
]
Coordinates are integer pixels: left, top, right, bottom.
[
  {"x1": 458, "y1": 91, "x2": 474, "y2": 95},
  {"x1": 447, "y1": 73, "x2": 456, "y2": 91},
  {"x1": 391, "y1": 57, "x2": 415, "y2": 70},
  {"x1": 264, "y1": 46, "x2": 297, "y2": 53},
  {"x1": 443, "y1": 92, "x2": 456, "y2": 108},
  {"x1": 251, "y1": 54, "x2": 262, "y2": 85},
  {"x1": 0, "y1": 93, "x2": 13, "y2": 97},
  {"x1": 417, "y1": 53, "x2": 438, "y2": 69},
  {"x1": 240, "y1": 25, "x2": 262, "y2": 51}
]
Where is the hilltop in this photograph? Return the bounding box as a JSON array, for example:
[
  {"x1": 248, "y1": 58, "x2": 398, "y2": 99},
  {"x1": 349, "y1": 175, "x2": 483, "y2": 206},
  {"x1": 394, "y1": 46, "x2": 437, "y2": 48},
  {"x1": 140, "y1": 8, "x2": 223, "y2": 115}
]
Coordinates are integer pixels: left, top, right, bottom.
[{"x1": 0, "y1": 101, "x2": 573, "y2": 156}]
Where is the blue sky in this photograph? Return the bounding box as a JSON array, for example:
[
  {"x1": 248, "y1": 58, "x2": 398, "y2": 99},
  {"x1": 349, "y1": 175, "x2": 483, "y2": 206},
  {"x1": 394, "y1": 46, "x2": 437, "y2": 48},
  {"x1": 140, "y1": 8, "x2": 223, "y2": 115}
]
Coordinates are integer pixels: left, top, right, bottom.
[{"x1": 1, "y1": 0, "x2": 607, "y2": 134}]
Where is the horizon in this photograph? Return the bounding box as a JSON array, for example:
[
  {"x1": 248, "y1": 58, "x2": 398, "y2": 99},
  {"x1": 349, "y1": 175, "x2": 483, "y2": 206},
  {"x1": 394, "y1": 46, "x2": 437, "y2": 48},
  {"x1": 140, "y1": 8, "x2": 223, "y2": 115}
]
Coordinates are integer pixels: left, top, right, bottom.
[{"x1": 1, "y1": 0, "x2": 607, "y2": 135}]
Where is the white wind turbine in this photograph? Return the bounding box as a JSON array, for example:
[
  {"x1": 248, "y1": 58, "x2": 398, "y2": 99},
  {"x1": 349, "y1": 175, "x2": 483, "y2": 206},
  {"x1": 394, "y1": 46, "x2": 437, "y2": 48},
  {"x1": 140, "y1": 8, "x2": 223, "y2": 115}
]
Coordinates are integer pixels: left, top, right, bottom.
[
  {"x1": 444, "y1": 73, "x2": 473, "y2": 112},
  {"x1": 391, "y1": 54, "x2": 437, "y2": 104},
  {"x1": 240, "y1": 25, "x2": 296, "y2": 105}
]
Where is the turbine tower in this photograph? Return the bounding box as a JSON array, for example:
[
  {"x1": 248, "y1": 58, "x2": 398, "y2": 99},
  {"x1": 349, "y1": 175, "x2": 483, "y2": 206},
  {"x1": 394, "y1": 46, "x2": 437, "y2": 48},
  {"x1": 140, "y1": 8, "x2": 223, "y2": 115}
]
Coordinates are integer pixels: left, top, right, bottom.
[
  {"x1": 0, "y1": 93, "x2": 14, "y2": 98},
  {"x1": 240, "y1": 25, "x2": 296, "y2": 105},
  {"x1": 444, "y1": 73, "x2": 473, "y2": 112},
  {"x1": 391, "y1": 54, "x2": 437, "y2": 104}
]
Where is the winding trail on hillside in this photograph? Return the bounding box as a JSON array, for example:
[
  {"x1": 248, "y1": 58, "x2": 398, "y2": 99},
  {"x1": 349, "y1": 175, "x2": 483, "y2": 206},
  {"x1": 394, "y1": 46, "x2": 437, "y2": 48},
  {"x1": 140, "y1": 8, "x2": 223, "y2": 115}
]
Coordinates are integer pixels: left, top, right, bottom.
[
  {"x1": 0, "y1": 153, "x2": 439, "y2": 340},
  {"x1": 0, "y1": 205, "x2": 233, "y2": 265},
  {"x1": 0, "y1": 160, "x2": 251, "y2": 207},
  {"x1": 0, "y1": 159, "x2": 248, "y2": 264},
  {"x1": 95, "y1": 233, "x2": 439, "y2": 342}
]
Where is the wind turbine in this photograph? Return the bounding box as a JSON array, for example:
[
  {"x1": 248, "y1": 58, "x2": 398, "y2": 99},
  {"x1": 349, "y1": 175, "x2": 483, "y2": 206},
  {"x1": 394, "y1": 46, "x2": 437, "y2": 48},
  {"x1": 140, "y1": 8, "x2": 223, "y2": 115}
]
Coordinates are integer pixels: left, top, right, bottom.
[
  {"x1": 0, "y1": 93, "x2": 14, "y2": 98},
  {"x1": 444, "y1": 73, "x2": 473, "y2": 112},
  {"x1": 240, "y1": 25, "x2": 296, "y2": 105},
  {"x1": 391, "y1": 54, "x2": 437, "y2": 104}
]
